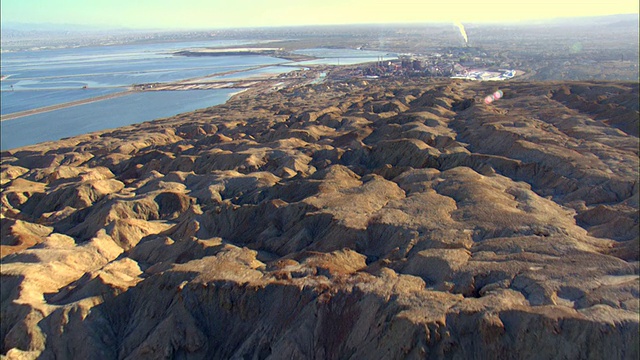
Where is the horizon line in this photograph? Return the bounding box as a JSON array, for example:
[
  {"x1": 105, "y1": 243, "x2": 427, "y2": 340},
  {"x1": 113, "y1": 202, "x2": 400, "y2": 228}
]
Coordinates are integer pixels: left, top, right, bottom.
[{"x1": 2, "y1": 13, "x2": 639, "y2": 33}]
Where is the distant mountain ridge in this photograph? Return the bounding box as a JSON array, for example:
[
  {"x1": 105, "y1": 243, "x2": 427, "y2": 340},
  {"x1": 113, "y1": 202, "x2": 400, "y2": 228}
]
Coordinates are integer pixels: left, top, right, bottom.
[
  {"x1": 546, "y1": 13, "x2": 639, "y2": 27},
  {"x1": 1, "y1": 22, "x2": 126, "y2": 33},
  {"x1": 2, "y1": 13, "x2": 638, "y2": 35}
]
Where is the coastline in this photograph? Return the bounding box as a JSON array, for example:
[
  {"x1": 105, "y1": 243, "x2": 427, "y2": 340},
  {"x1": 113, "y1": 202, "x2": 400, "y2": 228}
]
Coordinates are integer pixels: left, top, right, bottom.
[
  {"x1": 0, "y1": 45, "x2": 384, "y2": 150},
  {"x1": 1, "y1": 67, "x2": 318, "y2": 123},
  {"x1": 175, "y1": 48, "x2": 316, "y2": 62},
  {"x1": 1, "y1": 58, "x2": 313, "y2": 123}
]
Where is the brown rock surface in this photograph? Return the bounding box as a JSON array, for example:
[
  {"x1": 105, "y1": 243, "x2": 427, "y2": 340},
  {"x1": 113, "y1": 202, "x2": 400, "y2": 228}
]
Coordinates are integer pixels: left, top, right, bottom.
[{"x1": 1, "y1": 79, "x2": 638, "y2": 359}]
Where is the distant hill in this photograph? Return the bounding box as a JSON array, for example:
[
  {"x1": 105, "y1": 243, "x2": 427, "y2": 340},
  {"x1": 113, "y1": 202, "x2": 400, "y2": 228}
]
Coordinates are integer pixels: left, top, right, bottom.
[
  {"x1": 1, "y1": 22, "x2": 122, "y2": 32},
  {"x1": 544, "y1": 13, "x2": 639, "y2": 27}
]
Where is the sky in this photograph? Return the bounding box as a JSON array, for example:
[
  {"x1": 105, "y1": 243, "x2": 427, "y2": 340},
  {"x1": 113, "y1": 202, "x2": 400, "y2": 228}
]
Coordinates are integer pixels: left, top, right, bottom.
[{"x1": 1, "y1": 0, "x2": 639, "y2": 29}]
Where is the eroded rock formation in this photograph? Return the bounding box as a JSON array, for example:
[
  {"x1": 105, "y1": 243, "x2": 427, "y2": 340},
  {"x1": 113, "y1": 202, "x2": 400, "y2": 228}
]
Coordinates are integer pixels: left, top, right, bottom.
[{"x1": 1, "y1": 79, "x2": 638, "y2": 359}]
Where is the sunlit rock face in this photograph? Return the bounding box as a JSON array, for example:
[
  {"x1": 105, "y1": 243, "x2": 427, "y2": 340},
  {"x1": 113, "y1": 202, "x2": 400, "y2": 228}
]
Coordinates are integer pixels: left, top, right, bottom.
[{"x1": 1, "y1": 78, "x2": 638, "y2": 359}]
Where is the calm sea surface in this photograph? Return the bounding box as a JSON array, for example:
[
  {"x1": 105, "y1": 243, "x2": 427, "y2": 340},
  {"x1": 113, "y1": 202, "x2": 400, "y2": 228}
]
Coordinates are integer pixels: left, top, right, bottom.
[
  {"x1": 1, "y1": 89, "x2": 239, "y2": 150},
  {"x1": 1, "y1": 40, "x2": 286, "y2": 111},
  {"x1": 1, "y1": 88, "x2": 124, "y2": 115},
  {"x1": 0, "y1": 42, "x2": 394, "y2": 150}
]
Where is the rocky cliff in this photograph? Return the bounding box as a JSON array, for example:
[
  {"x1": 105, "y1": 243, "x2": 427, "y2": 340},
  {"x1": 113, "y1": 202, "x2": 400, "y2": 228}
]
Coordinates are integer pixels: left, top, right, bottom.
[{"x1": 1, "y1": 79, "x2": 638, "y2": 359}]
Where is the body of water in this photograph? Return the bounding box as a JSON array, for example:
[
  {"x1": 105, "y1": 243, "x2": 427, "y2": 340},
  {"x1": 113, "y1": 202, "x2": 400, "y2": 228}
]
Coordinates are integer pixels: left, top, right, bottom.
[
  {"x1": 0, "y1": 40, "x2": 286, "y2": 150},
  {"x1": 1, "y1": 89, "x2": 239, "y2": 150},
  {"x1": 0, "y1": 88, "x2": 125, "y2": 115},
  {"x1": 0, "y1": 44, "x2": 395, "y2": 150},
  {"x1": 1, "y1": 40, "x2": 286, "y2": 109}
]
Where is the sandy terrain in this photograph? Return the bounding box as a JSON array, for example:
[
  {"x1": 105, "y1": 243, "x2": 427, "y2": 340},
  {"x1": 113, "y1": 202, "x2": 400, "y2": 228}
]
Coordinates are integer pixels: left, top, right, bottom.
[{"x1": 1, "y1": 77, "x2": 638, "y2": 359}]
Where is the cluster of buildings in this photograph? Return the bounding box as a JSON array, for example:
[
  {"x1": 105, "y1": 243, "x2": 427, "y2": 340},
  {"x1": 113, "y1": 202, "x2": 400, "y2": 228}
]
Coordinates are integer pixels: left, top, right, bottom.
[{"x1": 338, "y1": 47, "x2": 518, "y2": 81}]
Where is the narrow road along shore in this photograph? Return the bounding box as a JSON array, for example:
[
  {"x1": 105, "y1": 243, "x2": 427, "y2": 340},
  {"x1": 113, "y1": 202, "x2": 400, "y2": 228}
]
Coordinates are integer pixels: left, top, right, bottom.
[{"x1": 1, "y1": 91, "x2": 133, "y2": 122}]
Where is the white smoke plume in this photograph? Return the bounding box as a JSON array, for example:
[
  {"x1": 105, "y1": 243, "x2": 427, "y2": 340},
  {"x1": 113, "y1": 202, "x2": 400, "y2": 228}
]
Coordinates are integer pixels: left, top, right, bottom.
[{"x1": 454, "y1": 21, "x2": 468, "y2": 43}]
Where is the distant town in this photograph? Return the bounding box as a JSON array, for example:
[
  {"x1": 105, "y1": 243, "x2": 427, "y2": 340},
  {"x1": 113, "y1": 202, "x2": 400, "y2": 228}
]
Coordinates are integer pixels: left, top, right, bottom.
[{"x1": 346, "y1": 50, "x2": 519, "y2": 81}]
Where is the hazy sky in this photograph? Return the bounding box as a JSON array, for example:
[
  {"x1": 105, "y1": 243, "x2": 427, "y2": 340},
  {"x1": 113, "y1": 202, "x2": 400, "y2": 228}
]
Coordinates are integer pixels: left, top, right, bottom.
[{"x1": 2, "y1": 0, "x2": 639, "y2": 29}]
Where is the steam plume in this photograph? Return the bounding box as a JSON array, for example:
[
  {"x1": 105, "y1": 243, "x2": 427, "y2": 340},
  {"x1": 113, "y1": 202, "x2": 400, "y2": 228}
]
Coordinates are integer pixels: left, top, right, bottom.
[{"x1": 454, "y1": 21, "x2": 468, "y2": 43}]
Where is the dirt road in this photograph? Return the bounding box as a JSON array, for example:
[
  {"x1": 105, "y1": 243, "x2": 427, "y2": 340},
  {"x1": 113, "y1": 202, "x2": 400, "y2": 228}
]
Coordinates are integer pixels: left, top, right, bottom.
[{"x1": 1, "y1": 91, "x2": 133, "y2": 122}]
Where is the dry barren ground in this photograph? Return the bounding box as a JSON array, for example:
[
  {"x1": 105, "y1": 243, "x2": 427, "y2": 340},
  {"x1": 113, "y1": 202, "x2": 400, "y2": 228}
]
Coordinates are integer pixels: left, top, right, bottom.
[{"x1": 1, "y1": 78, "x2": 638, "y2": 359}]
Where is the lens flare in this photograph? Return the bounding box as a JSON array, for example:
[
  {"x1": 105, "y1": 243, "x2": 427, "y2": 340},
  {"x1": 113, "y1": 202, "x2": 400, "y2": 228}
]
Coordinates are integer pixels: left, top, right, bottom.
[{"x1": 485, "y1": 90, "x2": 503, "y2": 104}]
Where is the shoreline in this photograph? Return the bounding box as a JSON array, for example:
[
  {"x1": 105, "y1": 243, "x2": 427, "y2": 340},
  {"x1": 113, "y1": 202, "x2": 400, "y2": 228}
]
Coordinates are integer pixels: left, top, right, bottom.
[
  {"x1": 175, "y1": 48, "x2": 316, "y2": 62},
  {"x1": 1, "y1": 61, "x2": 308, "y2": 122},
  {"x1": 2, "y1": 65, "x2": 325, "y2": 123}
]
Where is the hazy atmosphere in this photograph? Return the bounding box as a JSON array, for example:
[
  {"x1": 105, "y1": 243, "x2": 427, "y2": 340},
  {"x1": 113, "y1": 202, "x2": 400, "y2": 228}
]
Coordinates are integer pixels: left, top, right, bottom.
[{"x1": 2, "y1": 0, "x2": 639, "y2": 28}]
